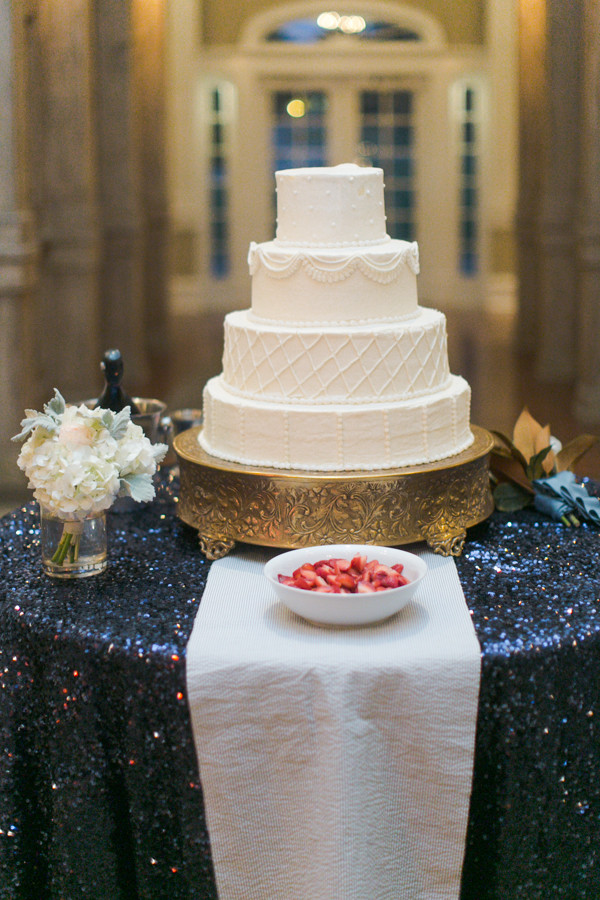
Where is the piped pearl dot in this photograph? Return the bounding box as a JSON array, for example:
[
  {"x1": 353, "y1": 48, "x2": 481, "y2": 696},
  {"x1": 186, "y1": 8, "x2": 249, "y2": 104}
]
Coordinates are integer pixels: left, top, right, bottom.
[{"x1": 326, "y1": 189, "x2": 331, "y2": 195}]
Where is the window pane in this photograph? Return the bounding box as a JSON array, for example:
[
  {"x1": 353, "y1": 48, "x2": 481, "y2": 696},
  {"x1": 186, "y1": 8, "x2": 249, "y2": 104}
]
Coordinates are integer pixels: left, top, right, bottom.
[
  {"x1": 209, "y1": 87, "x2": 230, "y2": 279},
  {"x1": 358, "y1": 90, "x2": 416, "y2": 241},
  {"x1": 458, "y1": 85, "x2": 479, "y2": 276},
  {"x1": 271, "y1": 91, "x2": 328, "y2": 172},
  {"x1": 266, "y1": 17, "x2": 422, "y2": 44}
]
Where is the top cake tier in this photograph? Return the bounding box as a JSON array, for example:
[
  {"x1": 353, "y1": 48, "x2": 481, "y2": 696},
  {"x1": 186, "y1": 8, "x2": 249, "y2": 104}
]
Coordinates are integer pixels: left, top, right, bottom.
[{"x1": 275, "y1": 164, "x2": 388, "y2": 247}]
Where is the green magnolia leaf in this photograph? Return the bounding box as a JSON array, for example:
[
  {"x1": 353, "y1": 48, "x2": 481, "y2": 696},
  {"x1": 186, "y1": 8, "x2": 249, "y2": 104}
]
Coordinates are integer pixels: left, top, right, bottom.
[
  {"x1": 493, "y1": 480, "x2": 533, "y2": 512},
  {"x1": 490, "y1": 430, "x2": 529, "y2": 470},
  {"x1": 119, "y1": 473, "x2": 155, "y2": 503},
  {"x1": 525, "y1": 445, "x2": 553, "y2": 481}
]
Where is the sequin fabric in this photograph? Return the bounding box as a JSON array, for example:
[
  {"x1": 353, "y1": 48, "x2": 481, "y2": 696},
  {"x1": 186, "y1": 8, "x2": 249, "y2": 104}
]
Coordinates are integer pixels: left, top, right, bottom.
[
  {"x1": 0, "y1": 473, "x2": 599, "y2": 899},
  {"x1": 0, "y1": 472, "x2": 217, "y2": 899}
]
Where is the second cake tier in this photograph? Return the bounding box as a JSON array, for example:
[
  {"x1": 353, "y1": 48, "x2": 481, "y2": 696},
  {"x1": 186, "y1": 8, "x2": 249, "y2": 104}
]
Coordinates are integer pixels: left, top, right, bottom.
[{"x1": 222, "y1": 306, "x2": 451, "y2": 404}]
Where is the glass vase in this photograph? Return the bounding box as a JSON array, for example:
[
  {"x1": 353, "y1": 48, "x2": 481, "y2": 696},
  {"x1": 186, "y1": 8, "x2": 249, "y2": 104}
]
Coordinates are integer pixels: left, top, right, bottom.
[{"x1": 40, "y1": 508, "x2": 107, "y2": 578}]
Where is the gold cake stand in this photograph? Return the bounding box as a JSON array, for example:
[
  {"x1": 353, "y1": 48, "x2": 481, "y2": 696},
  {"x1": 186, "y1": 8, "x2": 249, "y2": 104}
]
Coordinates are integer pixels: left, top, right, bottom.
[{"x1": 174, "y1": 425, "x2": 494, "y2": 559}]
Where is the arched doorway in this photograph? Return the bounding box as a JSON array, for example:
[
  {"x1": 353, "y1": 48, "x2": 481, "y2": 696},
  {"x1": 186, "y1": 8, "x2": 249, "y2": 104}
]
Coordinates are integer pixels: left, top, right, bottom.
[{"x1": 170, "y1": 1, "x2": 516, "y2": 317}]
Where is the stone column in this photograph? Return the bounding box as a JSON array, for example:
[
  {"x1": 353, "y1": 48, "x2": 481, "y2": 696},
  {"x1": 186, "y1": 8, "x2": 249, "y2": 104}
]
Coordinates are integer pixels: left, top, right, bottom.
[
  {"x1": 533, "y1": 0, "x2": 582, "y2": 382},
  {"x1": 515, "y1": 0, "x2": 547, "y2": 354},
  {"x1": 575, "y1": 0, "x2": 600, "y2": 423},
  {"x1": 132, "y1": 0, "x2": 170, "y2": 366},
  {"x1": 26, "y1": 0, "x2": 102, "y2": 402},
  {"x1": 94, "y1": 0, "x2": 148, "y2": 386},
  {"x1": 0, "y1": 0, "x2": 36, "y2": 489}
]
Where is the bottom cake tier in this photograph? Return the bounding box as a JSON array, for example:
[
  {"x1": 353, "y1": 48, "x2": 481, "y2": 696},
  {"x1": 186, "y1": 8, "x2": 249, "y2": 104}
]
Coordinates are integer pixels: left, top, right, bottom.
[{"x1": 200, "y1": 373, "x2": 474, "y2": 471}]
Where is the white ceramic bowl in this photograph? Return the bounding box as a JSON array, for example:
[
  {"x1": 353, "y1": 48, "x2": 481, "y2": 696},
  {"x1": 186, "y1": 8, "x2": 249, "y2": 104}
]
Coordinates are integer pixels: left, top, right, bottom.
[{"x1": 264, "y1": 544, "x2": 427, "y2": 627}]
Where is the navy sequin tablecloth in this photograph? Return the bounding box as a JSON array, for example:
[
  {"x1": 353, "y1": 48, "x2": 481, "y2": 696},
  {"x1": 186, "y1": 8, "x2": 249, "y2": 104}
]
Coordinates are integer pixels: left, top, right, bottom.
[{"x1": 0, "y1": 472, "x2": 599, "y2": 899}]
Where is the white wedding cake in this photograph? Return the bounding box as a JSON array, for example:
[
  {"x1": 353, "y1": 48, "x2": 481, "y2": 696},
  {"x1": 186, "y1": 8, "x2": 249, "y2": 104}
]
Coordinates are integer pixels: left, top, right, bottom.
[{"x1": 199, "y1": 164, "x2": 474, "y2": 471}]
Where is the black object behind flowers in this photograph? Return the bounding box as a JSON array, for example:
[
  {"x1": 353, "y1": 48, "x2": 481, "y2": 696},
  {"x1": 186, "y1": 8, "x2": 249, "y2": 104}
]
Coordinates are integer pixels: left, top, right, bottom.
[{"x1": 94, "y1": 348, "x2": 141, "y2": 414}]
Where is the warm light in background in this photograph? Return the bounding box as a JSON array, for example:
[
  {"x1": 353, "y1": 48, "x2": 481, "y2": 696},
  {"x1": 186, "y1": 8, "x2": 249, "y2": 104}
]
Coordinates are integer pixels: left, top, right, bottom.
[
  {"x1": 317, "y1": 11, "x2": 366, "y2": 34},
  {"x1": 286, "y1": 98, "x2": 306, "y2": 118},
  {"x1": 316, "y1": 11, "x2": 341, "y2": 30},
  {"x1": 338, "y1": 15, "x2": 366, "y2": 34}
]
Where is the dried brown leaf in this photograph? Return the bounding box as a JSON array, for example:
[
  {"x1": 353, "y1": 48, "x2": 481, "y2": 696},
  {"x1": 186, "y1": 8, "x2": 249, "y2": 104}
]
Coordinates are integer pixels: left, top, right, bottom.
[
  {"x1": 490, "y1": 452, "x2": 535, "y2": 493},
  {"x1": 512, "y1": 407, "x2": 545, "y2": 462},
  {"x1": 556, "y1": 434, "x2": 600, "y2": 473}
]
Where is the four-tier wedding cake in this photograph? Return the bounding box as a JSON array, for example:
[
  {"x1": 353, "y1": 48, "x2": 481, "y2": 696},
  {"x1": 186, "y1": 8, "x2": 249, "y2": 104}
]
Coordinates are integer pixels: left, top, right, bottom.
[{"x1": 199, "y1": 163, "x2": 474, "y2": 471}]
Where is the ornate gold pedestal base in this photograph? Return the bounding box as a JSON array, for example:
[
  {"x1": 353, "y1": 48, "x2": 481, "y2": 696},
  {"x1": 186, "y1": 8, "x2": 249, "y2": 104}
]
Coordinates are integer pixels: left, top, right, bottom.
[{"x1": 174, "y1": 426, "x2": 494, "y2": 559}]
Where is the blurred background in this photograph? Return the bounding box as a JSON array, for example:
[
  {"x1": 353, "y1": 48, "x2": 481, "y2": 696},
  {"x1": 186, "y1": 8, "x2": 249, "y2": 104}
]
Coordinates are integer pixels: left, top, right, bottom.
[{"x1": 2, "y1": 0, "x2": 600, "y2": 514}]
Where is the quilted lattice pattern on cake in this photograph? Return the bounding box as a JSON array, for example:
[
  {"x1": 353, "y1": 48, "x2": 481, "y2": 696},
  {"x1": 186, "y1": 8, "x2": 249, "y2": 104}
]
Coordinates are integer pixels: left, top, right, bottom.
[{"x1": 222, "y1": 308, "x2": 450, "y2": 403}]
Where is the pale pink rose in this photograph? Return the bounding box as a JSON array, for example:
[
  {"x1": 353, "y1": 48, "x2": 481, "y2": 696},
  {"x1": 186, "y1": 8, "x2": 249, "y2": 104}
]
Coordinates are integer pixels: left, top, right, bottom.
[{"x1": 58, "y1": 416, "x2": 96, "y2": 447}]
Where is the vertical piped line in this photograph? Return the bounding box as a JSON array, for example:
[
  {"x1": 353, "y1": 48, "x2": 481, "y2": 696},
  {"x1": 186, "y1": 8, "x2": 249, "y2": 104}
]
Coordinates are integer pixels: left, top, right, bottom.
[
  {"x1": 239, "y1": 407, "x2": 245, "y2": 457},
  {"x1": 451, "y1": 395, "x2": 458, "y2": 444},
  {"x1": 421, "y1": 405, "x2": 429, "y2": 458},
  {"x1": 383, "y1": 408, "x2": 391, "y2": 466},
  {"x1": 336, "y1": 414, "x2": 345, "y2": 469},
  {"x1": 283, "y1": 410, "x2": 290, "y2": 466},
  {"x1": 207, "y1": 392, "x2": 213, "y2": 443}
]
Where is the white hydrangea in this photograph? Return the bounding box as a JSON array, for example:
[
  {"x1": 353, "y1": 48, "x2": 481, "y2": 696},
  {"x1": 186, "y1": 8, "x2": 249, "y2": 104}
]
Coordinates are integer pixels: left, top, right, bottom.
[{"x1": 13, "y1": 391, "x2": 167, "y2": 519}]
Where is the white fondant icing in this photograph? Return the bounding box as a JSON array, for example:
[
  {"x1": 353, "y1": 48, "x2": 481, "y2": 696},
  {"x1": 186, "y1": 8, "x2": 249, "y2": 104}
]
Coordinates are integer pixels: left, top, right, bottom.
[
  {"x1": 250, "y1": 240, "x2": 419, "y2": 324},
  {"x1": 248, "y1": 241, "x2": 420, "y2": 282},
  {"x1": 222, "y1": 307, "x2": 450, "y2": 404},
  {"x1": 200, "y1": 374, "x2": 473, "y2": 472},
  {"x1": 275, "y1": 165, "x2": 387, "y2": 247},
  {"x1": 200, "y1": 163, "x2": 474, "y2": 472}
]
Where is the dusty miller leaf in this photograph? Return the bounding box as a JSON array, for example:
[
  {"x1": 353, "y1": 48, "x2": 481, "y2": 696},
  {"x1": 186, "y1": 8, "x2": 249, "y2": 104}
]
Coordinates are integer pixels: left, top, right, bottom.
[{"x1": 118, "y1": 473, "x2": 155, "y2": 503}]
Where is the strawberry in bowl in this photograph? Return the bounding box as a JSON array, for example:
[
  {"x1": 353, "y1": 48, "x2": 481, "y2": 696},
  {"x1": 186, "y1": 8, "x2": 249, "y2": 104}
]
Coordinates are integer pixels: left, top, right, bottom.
[{"x1": 264, "y1": 544, "x2": 427, "y2": 627}]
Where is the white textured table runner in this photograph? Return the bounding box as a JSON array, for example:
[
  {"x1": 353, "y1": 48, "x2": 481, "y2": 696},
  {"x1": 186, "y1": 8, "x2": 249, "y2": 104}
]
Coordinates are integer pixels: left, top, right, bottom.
[{"x1": 186, "y1": 546, "x2": 481, "y2": 900}]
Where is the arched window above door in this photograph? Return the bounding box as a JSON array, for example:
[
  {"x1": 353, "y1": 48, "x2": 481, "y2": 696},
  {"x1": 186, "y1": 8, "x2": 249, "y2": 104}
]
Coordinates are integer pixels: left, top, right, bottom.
[{"x1": 241, "y1": 1, "x2": 446, "y2": 52}]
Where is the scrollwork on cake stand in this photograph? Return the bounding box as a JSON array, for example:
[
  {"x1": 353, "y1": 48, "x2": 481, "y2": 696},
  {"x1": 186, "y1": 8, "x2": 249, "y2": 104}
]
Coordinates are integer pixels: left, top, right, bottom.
[{"x1": 174, "y1": 426, "x2": 495, "y2": 558}]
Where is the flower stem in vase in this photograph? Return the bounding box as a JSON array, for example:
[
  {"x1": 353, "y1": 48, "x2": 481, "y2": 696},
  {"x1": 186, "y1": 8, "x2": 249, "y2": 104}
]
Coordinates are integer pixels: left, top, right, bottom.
[
  {"x1": 40, "y1": 510, "x2": 107, "y2": 578},
  {"x1": 51, "y1": 521, "x2": 85, "y2": 566}
]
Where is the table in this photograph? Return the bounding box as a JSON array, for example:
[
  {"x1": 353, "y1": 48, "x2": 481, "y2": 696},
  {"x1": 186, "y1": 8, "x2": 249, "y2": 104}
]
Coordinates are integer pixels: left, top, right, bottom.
[{"x1": 0, "y1": 471, "x2": 599, "y2": 899}]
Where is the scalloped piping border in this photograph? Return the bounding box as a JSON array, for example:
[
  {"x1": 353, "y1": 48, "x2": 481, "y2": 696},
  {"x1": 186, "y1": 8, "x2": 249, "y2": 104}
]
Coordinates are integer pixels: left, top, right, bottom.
[{"x1": 248, "y1": 241, "x2": 420, "y2": 283}]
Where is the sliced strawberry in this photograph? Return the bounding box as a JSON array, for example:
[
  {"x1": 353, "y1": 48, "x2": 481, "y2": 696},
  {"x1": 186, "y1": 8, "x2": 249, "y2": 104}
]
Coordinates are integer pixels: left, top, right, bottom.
[
  {"x1": 278, "y1": 555, "x2": 411, "y2": 593},
  {"x1": 351, "y1": 554, "x2": 367, "y2": 573},
  {"x1": 330, "y1": 557, "x2": 352, "y2": 573},
  {"x1": 335, "y1": 573, "x2": 356, "y2": 591},
  {"x1": 357, "y1": 581, "x2": 376, "y2": 593},
  {"x1": 278, "y1": 575, "x2": 296, "y2": 586}
]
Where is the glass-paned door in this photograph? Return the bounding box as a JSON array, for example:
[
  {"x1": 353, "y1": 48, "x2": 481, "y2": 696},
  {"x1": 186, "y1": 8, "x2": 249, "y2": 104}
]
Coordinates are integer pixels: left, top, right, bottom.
[
  {"x1": 271, "y1": 90, "x2": 328, "y2": 232},
  {"x1": 458, "y1": 86, "x2": 479, "y2": 276},
  {"x1": 272, "y1": 91, "x2": 328, "y2": 171},
  {"x1": 358, "y1": 90, "x2": 416, "y2": 241},
  {"x1": 269, "y1": 87, "x2": 416, "y2": 242}
]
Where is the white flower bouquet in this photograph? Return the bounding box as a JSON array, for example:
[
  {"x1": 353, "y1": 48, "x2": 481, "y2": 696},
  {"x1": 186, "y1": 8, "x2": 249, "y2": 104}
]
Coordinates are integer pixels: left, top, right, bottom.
[{"x1": 12, "y1": 389, "x2": 167, "y2": 567}]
